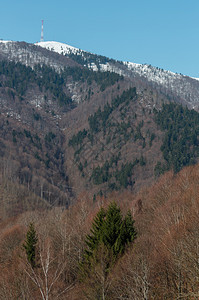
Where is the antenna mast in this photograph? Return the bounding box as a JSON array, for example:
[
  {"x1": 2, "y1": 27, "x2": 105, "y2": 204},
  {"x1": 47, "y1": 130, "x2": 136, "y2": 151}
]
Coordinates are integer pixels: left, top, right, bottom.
[{"x1": 41, "y1": 20, "x2": 44, "y2": 42}]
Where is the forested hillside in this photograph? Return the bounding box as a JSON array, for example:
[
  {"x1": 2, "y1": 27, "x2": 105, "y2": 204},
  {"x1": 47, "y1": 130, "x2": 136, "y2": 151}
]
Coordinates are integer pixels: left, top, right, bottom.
[
  {"x1": 1, "y1": 45, "x2": 199, "y2": 211},
  {"x1": 0, "y1": 58, "x2": 125, "y2": 210},
  {"x1": 0, "y1": 164, "x2": 199, "y2": 299},
  {"x1": 66, "y1": 91, "x2": 199, "y2": 198}
]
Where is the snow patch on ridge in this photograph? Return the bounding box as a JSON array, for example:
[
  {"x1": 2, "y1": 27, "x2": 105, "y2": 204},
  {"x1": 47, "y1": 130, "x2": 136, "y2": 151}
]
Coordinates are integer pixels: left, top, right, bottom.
[
  {"x1": 35, "y1": 41, "x2": 83, "y2": 55},
  {"x1": 0, "y1": 40, "x2": 13, "y2": 44},
  {"x1": 124, "y1": 61, "x2": 182, "y2": 84}
]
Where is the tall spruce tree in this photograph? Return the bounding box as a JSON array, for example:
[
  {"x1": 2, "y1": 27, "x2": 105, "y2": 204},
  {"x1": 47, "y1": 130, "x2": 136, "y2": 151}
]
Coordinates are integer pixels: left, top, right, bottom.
[
  {"x1": 23, "y1": 223, "x2": 38, "y2": 268},
  {"x1": 85, "y1": 207, "x2": 106, "y2": 258},
  {"x1": 80, "y1": 202, "x2": 137, "y2": 297},
  {"x1": 102, "y1": 202, "x2": 123, "y2": 256},
  {"x1": 82, "y1": 202, "x2": 136, "y2": 270},
  {"x1": 115, "y1": 210, "x2": 137, "y2": 255}
]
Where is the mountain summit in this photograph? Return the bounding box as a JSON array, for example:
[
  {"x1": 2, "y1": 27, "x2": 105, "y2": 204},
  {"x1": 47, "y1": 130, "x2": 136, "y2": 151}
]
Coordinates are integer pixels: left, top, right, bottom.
[{"x1": 35, "y1": 41, "x2": 81, "y2": 55}]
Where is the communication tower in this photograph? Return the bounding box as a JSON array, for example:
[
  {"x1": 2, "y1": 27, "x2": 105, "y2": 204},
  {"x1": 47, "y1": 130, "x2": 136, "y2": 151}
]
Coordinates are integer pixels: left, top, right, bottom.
[{"x1": 41, "y1": 20, "x2": 44, "y2": 42}]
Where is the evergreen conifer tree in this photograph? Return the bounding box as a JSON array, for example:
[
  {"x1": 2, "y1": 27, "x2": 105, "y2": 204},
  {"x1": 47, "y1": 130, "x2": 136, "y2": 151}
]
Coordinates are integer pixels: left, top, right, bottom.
[
  {"x1": 82, "y1": 202, "x2": 136, "y2": 270},
  {"x1": 102, "y1": 202, "x2": 123, "y2": 256},
  {"x1": 116, "y1": 210, "x2": 137, "y2": 255},
  {"x1": 23, "y1": 223, "x2": 38, "y2": 268},
  {"x1": 85, "y1": 207, "x2": 106, "y2": 258},
  {"x1": 80, "y1": 202, "x2": 137, "y2": 294}
]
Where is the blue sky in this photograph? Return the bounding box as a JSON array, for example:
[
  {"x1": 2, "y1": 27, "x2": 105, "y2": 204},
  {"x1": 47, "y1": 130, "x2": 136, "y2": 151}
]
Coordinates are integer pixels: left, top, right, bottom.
[{"x1": 1, "y1": 0, "x2": 199, "y2": 77}]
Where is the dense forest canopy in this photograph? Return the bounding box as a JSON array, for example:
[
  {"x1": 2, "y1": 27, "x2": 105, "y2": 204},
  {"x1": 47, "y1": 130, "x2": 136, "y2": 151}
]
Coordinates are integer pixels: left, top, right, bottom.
[{"x1": 154, "y1": 103, "x2": 199, "y2": 174}]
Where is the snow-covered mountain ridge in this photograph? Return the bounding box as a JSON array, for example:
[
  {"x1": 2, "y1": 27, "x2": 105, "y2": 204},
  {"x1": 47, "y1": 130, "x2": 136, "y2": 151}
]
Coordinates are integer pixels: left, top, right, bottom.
[
  {"x1": 1, "y1": 40, "x2": 199, "y2": 110},
  {"x1": 35, "y1": 41, "x2": 82, "y2": 55},
  {"x1": 36, "y1": 41, "x2": 198, "y2": 81},
  {"x1": 35, "y1": 41, "x2": 199, "y2": 109}
]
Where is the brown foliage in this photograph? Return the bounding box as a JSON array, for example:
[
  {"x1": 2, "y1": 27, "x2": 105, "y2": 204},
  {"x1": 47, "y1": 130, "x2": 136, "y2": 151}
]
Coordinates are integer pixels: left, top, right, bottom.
[{"x1": 0, "y1": 164, "x2": 199, "y2": 298}]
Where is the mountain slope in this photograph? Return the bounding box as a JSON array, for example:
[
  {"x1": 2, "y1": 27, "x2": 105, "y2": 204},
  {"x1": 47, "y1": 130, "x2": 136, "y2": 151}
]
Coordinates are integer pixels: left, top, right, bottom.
[
  {"x1": 36, "y1": 40, "x2": 199, "y2": 109},
  {"x1": 0, "y1": 46, "x2": 126, "y2": 208},
  {"x1": 65, "y1": 87, "x2": 199, "y2": 197},
  {"x1": 0, "y1": 39, "x2": 199, "y2": 208},
  {"x1": 0, "y1": 40, "x2": 79, "y2": 70},
  {"x1": 1, "y1": 39, "x2": 199, "y2": 110},
  {"x1": 64, "y1": 87, "x2": 164, "y2": 197}
]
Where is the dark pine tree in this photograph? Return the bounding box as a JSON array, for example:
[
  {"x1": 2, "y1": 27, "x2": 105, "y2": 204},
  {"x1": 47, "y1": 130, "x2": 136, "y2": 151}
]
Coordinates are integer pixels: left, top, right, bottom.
[
  {"x1": 116, "y1": 210, "x2": 137, "y2": 255},
  {"x1": 85, "y1": 207, "x2": 106, "y2": 258},
  {"x1": 23, "y1": 223, "x2": 38, "y2": 268},
  {"x1": 102, "y1": 202, "x2": 123, "y2": 257},
  {"x1": 81, "y1": 202, "x2": 137, "y2": 277}
]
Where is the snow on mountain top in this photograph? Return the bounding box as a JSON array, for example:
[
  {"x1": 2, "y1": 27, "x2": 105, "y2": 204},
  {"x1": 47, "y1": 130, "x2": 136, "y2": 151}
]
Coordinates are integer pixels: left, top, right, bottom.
[
  {"x1": 123, "y1": 60, "x2": 184, "y2": 87},
  {"x1": 35, "y1": 41, "x2": 82, "y2": 55},
  {"x1": 124, "y1": 61, "x2": 142, "y2": 69},
  {"x1": 0, "y1": 40, "x2": 13, "y2": 44},
  {"x1": 124, "y1": 61, "x2": 178, "y2": 77},
  {"x1": 35, "y1": 41, "x2": 186, "y2": 87},
  {"x1": 34, "y1": 41, "x2": 184, "y2": 78},
  {"x1": 193, "y1": 77, "x2": 199, "y2": 81}
]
